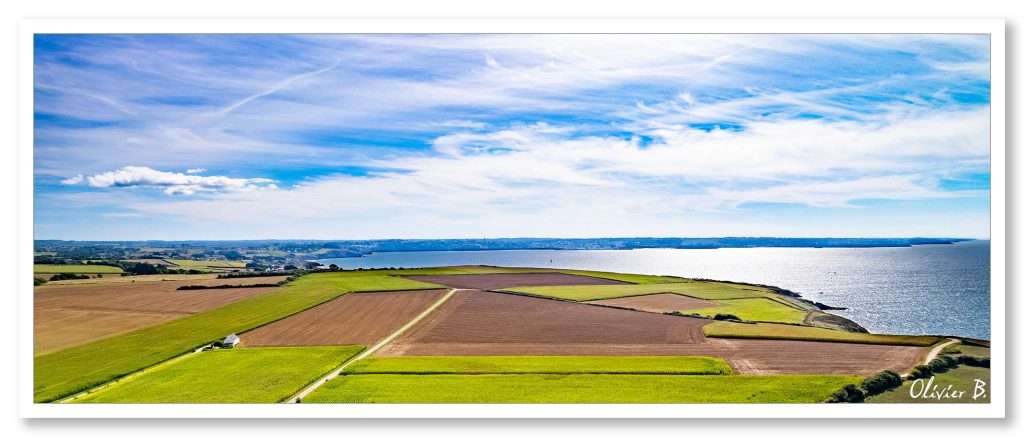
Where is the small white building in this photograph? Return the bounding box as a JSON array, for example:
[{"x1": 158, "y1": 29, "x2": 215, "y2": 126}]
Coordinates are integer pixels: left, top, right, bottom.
[{"x1": 221, "y1": 333, "x2": 240, "y2": 348}]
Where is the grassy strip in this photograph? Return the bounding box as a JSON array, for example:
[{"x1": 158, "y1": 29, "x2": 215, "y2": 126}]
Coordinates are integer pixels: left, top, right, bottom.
[
  {"x1": 74, "y1": 346, "x2": 364, "y2": 403},
  {"x1": 34, "y1": 271, "x2": 439, "y2": 402},
  {"x1": 866, "y1": 366, "x2": 991, "y2": 403},
  {"x1": 507, "y1": 282, "x2": 769, "y2": 301},
  {"x1": 344, "y1": 356, "x2": 732, "y2": 375},
  {"x1": 509, "y1": 282, "x2": 808, "y2": 323},
  {"x1": 304, "y1": 374, "x2": 861, "y2": 403},
  {"x1": 704, "y1": 321, "x2": 942, "y2": 347},
  {"x1": 33, "y1": 264, "x2": 123, "y2": 274}
]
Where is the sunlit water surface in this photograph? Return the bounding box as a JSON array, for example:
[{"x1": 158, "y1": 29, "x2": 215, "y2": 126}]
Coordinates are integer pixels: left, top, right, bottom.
[{"x1": 319, "y1": 240, "x2": 990, "y2": 339}]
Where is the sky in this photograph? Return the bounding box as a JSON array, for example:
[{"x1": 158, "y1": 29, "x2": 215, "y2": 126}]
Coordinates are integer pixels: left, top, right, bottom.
[{"x1": 33, "y1": 34, "x2": 991, "y2": 240}]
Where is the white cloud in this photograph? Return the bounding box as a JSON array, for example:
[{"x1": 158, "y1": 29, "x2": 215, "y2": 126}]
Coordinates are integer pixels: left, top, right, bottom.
[
  {"x1": 185, "y1": 168, "x2": 206, "y2": 174},
  {"x1": 79, "y1": 166, "x2": 278, "y2": 195},
  {"x1": 60, "y1": 174, "x2": 83, "y2": 185},
  {"x1": 119, "y1": 105, "x2": 988, "y2": 237}
]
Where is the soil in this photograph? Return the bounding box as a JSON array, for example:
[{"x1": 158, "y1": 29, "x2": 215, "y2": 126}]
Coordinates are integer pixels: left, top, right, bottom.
[
  {"x1": 240, "y1": 289, "x2": 448, "y2": 347},
  {"x1": 34, "y1": 276, "x2": 287, "y2": 355}
]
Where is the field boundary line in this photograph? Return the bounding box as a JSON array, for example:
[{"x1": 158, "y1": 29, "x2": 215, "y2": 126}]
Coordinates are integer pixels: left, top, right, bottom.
[{"x1": 283, "y1": 288, "x2": 461, "y2": 404}]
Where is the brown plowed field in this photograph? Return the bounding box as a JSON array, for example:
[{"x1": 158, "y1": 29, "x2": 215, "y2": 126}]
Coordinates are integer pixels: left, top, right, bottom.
[
  {"x1": 34, "y1": 276, "x2": 287, "y2": 355},
  {"x1": 35, "y1": 308, "x2": 182, "y2": 355},
  {"x1": 240, "y1": 289, "x2": 448, "y2": 347},
  {"x1": 590, "y1": 293, "x2": 720, "y2": 313},
  {"x1": 399, "y1": 272, "x2": 629, "y2": 290},
  {"x1": 376, "y1": 290, "x2": 928, "y2": 376},
  {"x1": 383, "y1": 290, "x2": 710, "y2": 345}
]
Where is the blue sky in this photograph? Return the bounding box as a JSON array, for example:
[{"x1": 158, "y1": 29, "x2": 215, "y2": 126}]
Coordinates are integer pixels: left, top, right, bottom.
[{"x1": 34, "y1": 34, "x2": 991, "y2": 240}]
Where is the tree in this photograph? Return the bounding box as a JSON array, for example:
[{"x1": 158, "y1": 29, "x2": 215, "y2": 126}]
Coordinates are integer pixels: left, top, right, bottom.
[{"x1": 328, "y1": 264, "x2": 340, "y2": 271}]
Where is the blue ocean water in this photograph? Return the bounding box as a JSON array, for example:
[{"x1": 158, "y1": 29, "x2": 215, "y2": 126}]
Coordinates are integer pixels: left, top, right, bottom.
[{"x1": 318, "y1": 240, "x2": 991, "y2": 339}]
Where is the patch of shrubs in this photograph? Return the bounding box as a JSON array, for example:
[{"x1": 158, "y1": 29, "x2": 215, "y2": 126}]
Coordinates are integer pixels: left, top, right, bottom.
[
  {"x1": 713, "y1": 314, "x2": 742, "y2": 321},
  {"x1": 905, "y1": 353, "x2": 988, "y2": 381},
  {"x1": 217, "y1": 270, "x2": 297, "y2": 279},
  {"x1": 958, "y1": 355, "x2": 990, "y2": 368},
  {"x1": 34, "y1": 277, "x2": 48, "y2": 286},
  {"x1": 908, "y1": 355, "x2": 960, "y2": 380},
  {"x1": 278, "y1": 270, "x2": 311, "y2": 285},
  {"x1": 665, "y1": 311, "x2": 709, "y2": 319},
  {"x1": 827, "y1": 369, "x2": 904, "y2": 403},
  {"x1": 860, "y1": 370, "x2": 903, "y2": 396},
  {"x1": 48, "y1": 273, "x2": 90, "y2": 281},
  {"x1": 826, "y1": 384, "x2": 866, "y2": 403}
]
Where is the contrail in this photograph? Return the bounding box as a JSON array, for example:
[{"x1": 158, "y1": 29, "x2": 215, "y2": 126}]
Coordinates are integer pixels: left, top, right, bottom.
[{"x1": 218, "y1": 58, "x2": 343, "y2": 116}]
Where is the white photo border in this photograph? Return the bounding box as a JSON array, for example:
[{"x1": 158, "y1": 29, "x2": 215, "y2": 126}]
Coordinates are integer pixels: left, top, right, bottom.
[{"x1": 18, "y1": 18, "x2": 1006, "y2": 419}]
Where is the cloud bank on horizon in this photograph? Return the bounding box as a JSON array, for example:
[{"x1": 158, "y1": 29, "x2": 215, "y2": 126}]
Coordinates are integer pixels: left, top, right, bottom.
[{"x1": 34, "y1": 34, "x2": 991, "y2": 240}]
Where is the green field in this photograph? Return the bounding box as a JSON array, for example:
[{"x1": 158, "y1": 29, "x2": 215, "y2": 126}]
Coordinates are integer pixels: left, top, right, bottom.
[
  {"x1": 704, "y1": 321, "x2": 942, "y2": 346},
  {"x1": 507, "y1": 281, "x2": 808, "y2": 323},
  {"x1": 33, "y1": 264, "x2": 123, "y2": 274},
  {"x1": 866, "y1": 365, "x2": 991, "y2": 403},
  {"x1": 344, "y1": 356, "x2": 732, "y2": 375},
  {"x1": 687, "y1": 298, "x2": 807, "y2": 324},
  {"x1": 507, "y1": 281, "x2": 768, "y2": 301},
  {"x1": 555, "y1": 270, "x2": 689, "y2": 284},
  {"x1": 75, "y1": 346, "x2": 363, "y2": 403},
  {"x1": 165, "y1": 259, "x2": 248, "y2": 271},
  {"x1": 34, "y1": 270, "x2": 441, "y2": 402},
  {"x1": 304, "y1": 374, "x2": 861, "y2": 403}
]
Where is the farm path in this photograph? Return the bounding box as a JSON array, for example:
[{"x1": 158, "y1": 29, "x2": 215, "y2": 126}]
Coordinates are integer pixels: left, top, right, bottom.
[
  {"x1": 901, "y1": 338, "x2": 960, "y2": 378},
  {"x1": 284, "y1": 288, "x2": 461, "y2": 404}
]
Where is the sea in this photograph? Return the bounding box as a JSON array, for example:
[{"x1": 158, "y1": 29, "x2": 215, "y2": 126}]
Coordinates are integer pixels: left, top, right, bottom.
[{"x1": 318, "y1": 240, "x2": 991, "y2": 340}]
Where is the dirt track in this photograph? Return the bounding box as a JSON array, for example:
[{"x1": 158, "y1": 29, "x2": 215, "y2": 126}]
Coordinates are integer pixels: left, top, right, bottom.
[
  {"x1": 377, "y1": 290, "x2": 928, "y2": 376},
  {"x1": 590, "y1": 293, "x2": 720, "y2": 313},
  {"x1": 400, "y1": 273, "x2": 629, "y2": 290},
  {"x1": 241, "y1": 289, "x2": 448, "y2": 347},
  {"x1": 35, "y1": 276, "x2": 287, "y2": 355}
]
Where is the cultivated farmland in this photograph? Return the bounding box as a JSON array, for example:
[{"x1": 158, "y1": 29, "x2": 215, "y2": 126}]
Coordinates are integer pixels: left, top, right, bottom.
[
  {"x1": 508, "y1": 281, "x2": 811, "y2": 323},
  {"x1": 164, "y1": 259, "x2": 248, "y2": 272},
  {"x1": 34, "y1": 270, "x2": 440, "y2": 402},
  {"x1": 401, "y1": 272, "x2": 629, "y2": 289},
  {"x1": 344, "y1": 356, "x2": 732, "y2": 375},
  {"x1": 34, "y1": 264, "x2": 124, "y2": 274},
  {"x1": 376, "y1": 289, "x2": 928, "y2": 376},
  {"x1": 75, "y1": 346, "x2": 364, "y2": 403},
  {"x1": 34, "y1": 276, "x2": 288, "y2": 354},
  {"x1": 241, "y1": 289, "x2": 447, "y2": 347},
  {"x1": 591, "y1": 293, "x2": 720, "y2": 312},
  {"x1": 505, "y1": 281, "x2": 773, "y2": 301},
  {"x1": 34, "y1": 266, "x2": 950, "y2": 404},
  {"x1": 703, "y1": 321, "x2": 942, "y2": 347},
  {"x1": 304, "y1": 374, "x2": 863, "y2": 403}
]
